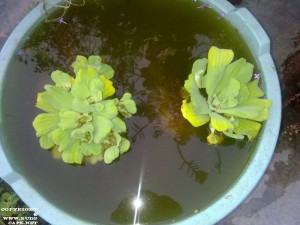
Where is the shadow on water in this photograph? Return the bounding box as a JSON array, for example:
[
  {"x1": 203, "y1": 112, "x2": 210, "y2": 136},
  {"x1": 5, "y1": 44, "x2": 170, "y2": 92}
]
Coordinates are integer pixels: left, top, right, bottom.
[{"x1": 111, "y1": 189, "x2": 183, "y2": 224}]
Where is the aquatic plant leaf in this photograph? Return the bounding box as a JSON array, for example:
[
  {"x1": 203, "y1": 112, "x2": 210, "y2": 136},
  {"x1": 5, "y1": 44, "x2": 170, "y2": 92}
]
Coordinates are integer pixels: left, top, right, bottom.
[
  {"x1": 216, "y1": 77, "x2": 240, "y2": 108},
  {"x1": 95, "y1": 100, "x2": 118, "y2": 119},
  {"x1": 93, "y1": 115, "x2": 113, "y2": 143},
  {"x1": 216, "y1": 58, "x2": 253, "y2": 93},
  {"x1": 117, "y1": 93, "x2": 137, "y2": 118},
  {"x1": 232, "y1": 61, "x2": 253, "y2": 84},
  {"x1": 88, "y1": 55, "x2": 102, "y2": 71},
  {"x1": 251, "y1": 106, "x2": 271, "y2": 122},
  {"x1": 233, "y1": 118, "x2": 261, "y2": 141},
  {"x1": 72, "y1": 55, "x2": 89, "y2": 74},
  {"x1": 209, "y1": 112, "x2": 234, "y2": 132},
  {"x1": 216, "y1": 105, "x2": 259, "y2": 119},
  {"x1": 205, "y1": 66, "x2": 226, "y2": 98},
  {"x1": 181, "y1": 46, "x2": 272, "y2": 145},
  {"x1": 72, "y1": 55, "x2": 102, "y2": 75},
  {"x1": 51, "y1": 128, "x2": 73, "y2": 152},
  {"x1": 33, "y1": 113, "x2": 59, "y2": 136},
  {"x1": 181, "y1": 100, "x2": 210, "y2": 127},
  {"x1": 58, "y1": 110, "x2": 79, "y2": 130},
  {"x1": 247, "y1": 79, "x2": 264, "y2": 98},
  {"x1": 119, "y1": 138, "x2": 130, "y2": 154},
  {"x1": 43, "y1": 85, "x2": 74, "y2": 110},
  {"x1": 51, "y1": 70, "x2": 72, "y2": 90},
  {"x1": 223, "y1": 131, "x2": 244, "y2": 139},
  {"x1": 112, "y1": 117, "x2": 127, "y2": 133},
  {"x1": 80, "y1": 142, "x2": 103, "y2": 156},
  {"x1": 99, "y1": 75, "x2": 115, "y2": 99},
  {"x1": 207, "y1": 132, "x2": 223, "y2": 145},
  {"x1": 72, "y1": 98, "x2": 93, "y2": 113},
  {"x1": 33, "y1": 54, "x2": 136, "y2": 165},
  {"x1": 218, "y1": 98, "x2": 272, "y2": 120},
  {"x1": 87, "y1": 79, "x2": 103, "y2": 103},
  {"x1": 36, "y1": 92, "x2": 57, "y2": 112},
  {"x1": 207, "y1": 46, "x2": 234, "y2": 72},
  {"x1": 104, "y1": 146, "x2": 119, "y2": 164},
  {"x1": 191, "y1": 58, "x2": 208, "y2": 88},
  {"x1": 61, "y1": 141, "x2": 84, "y2": 164},
  {"x1": 76, "y1": 68, "x2": 99, "y2": 86},
  {"x1": 71, "y1": 81, "x2": 90, "y2": 100},
  {"x1": 236, "y1": 83, "x2": 250, "y2": 104},
  {"x1": 215, "y1": 58, "x2": 244, "y2": 93},
  {"x1": 71, "y1": 123, "x2": 94, "y2": 143},
  {"x1": 184, "y1": 74, "x2": 210, "y2": 114},
  {"x1": 39, "y1": 135, "x2": 55, "y2": 149},
  {"x1": 99, "y1": 63, "x2": 114, "y2": 79}
]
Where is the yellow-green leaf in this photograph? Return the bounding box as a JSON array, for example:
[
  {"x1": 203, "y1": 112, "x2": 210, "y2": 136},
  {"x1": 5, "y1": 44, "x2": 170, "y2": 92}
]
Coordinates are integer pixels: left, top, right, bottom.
[
  {"x1": 207, "y1": 46, "x2": 234, "y2": 72},
  {"x1": 51, "y1": 70, "x2": 73, "y2": 90},
  {"x1": 233, "y1": 118, "x2": 262, "y2": 141},
  {"x1": 33, "y1": 113, "x2": 59, "y2": 136},
  {"x1": 181, "y1": 100, "x2": 210, "y2": 127},
  {"x1": 100, "y1": 75, "x2": 115, "y2": 99},
  {"x1": 191, "y1": 58, "x2": 208, "y2": 88},
  {"x1": 104, "y1": 146, "x2": 119, "y2": 164},
  {"x1": 209, "y1": 112, "x2": 234, "y2": 132},
  {"x1": 93, "y1": 115, "x2": 112, "y2": 143},
  {"x1": 61, "y1": 141, "x2": 84, "y2": 164}
]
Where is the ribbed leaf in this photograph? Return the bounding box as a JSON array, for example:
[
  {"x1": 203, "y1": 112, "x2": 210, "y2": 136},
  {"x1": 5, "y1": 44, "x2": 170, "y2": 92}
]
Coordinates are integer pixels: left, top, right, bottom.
[
  {"x1": 80, "y1": 142, "x2": 103, "y2": 156},
  {"x1": 71, "y1": 81, "x2": 90, "y2": 100},
  {"x1": 247, "y1": 79, "x2": 264, "y2": 98},
  {"x1": 72, "y1": 55, "x2": 89, "y2": 74},
  {"x1": 59, "y1": 110, "x2": 79, "y2": 130},
  {"x1": 71, "y1": 123, "x2": 94, "y2": 143},
  {"x1": 216, "y1": 77, "x2": 240, "y2": 108},
  {"x1": 93, "y1": 115, "x2": 112, "y2": 143},
  {"x1": 104, "y1": 146, "x2": 119, "y2": 164},
  {"x1": 100, "y1": 75, "x2": 115, "y2": 99},
  {"x1": 207, "y1": 46, "x2": 234, "y2": 72},
  {"x1": 181, "y1": 100, "x2": 210, "y2": 127},
  {"x1": 51, "y1": 128, "x2": 73, "y2": 152},
  {"x1": 51, "y1": 70, "x2": 72, "y2": 90},
  {"x1": 39, "y1": 135, "x2": 55, "y2": 149},
  {"x1": 61, "y1": 141, "x2": 84, "y2": 164},
  {"x1": 236, "y1": 83, "x2": 250, "y2": 103},
  {"x1": 119, "y1": 138, "x2": 130, "y2": 154},
  {"x1": 88, "y1": 55, "x2": 102, "y2": 71},
  {"x1": 99, "y1": 63, "x2": 114, "y2": 79},
  {"x1": 233, "y1": 118, "x2": 261, "y2": 141},
  {"x1": 43, "y1": 85, "x2": 74, "y2": 110},
  {"x1": 72, "y1": 98, "x2": 93, "y2": 113},
  {"x1": 209, "y1": 112, "x2": 234, "y2": 132},
  {"x1": 191, "y1": 58, "x2": 208, "y2": 88},
  {"x1": 205, "y1": 66, "x2": 226, "y2": 97},
  {"x1": 33, "y1": 113, "x2": 59, "y2": 136},
  {"x1": 112, "y1": 117, "x2": 127, "y2": 133},
  {"x1": 184, "y1": 74, "x2": 210, "y2": 114},
  {"x1": 95, "y1": 100, "x2": 118, "y2": 119}
]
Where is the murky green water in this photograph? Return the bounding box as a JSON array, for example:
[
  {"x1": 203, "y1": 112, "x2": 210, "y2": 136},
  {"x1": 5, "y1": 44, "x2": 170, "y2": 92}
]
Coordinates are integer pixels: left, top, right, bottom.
[{"x1": 2, "y1": 0, "x2": 257, "y2": 224}]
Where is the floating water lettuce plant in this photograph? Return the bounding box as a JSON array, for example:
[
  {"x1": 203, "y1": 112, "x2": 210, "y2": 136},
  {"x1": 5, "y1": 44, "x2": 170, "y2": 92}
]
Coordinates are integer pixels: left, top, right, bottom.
[
  {"x1": 33, "y1": 55, "x2": 137, "y2": 164},
  {"x1": 181, "y1": 46, "x2": 272, "y2": 144}
]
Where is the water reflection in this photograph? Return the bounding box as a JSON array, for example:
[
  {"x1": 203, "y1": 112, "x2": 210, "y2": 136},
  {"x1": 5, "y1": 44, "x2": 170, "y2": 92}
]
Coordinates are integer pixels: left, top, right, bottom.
[
  {"x1": 177, "y1": 143, "x2": 208, "y2": 184},
  {"x1": 110, "y1": 189, "x2": 183, "y2": 224},
  {"x1": 20, "y1": 0, "x2": 253, "y2": 146}
]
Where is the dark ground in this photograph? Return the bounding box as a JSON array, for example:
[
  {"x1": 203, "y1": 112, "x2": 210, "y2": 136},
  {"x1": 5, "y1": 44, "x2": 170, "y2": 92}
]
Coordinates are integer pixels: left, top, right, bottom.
[{"x1": 0, "y1": 0, "x2": 300, "y2": 224}]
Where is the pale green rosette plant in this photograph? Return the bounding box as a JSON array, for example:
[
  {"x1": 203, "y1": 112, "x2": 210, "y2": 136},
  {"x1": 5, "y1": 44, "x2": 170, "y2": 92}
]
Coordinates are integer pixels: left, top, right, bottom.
[
  {"x1": 33, "y1": 55, "x2": 137, "y2": 164},
  {"x1": 181, "y1": 46, "x2": 272, "y2": 144}
]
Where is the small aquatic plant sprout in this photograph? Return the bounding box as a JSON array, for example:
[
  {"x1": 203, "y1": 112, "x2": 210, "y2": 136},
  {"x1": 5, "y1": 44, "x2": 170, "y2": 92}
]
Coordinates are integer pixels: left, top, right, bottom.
[
  {"x1": 181, "y1": 46, "x2": 272, "y2": 145},
  {"x1": 33, "y1": 55, "x2": 137, "y2": 164}
]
